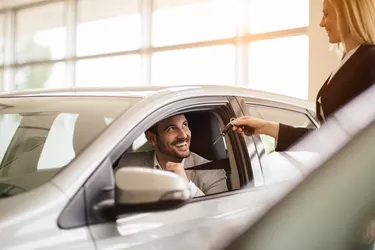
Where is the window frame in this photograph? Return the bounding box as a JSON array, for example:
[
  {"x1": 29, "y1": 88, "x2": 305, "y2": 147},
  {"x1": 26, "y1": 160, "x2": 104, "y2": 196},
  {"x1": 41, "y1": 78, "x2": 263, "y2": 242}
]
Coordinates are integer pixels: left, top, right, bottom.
[
  {"x1": 65, "y1": 96, "x2": 258, "y2": 226},
  {"x1": 244, "y1": 100, "x2": 318, "y2": 186},
  {"x1": 110, "y1": 96, "x2": 254, "y2": 191}
]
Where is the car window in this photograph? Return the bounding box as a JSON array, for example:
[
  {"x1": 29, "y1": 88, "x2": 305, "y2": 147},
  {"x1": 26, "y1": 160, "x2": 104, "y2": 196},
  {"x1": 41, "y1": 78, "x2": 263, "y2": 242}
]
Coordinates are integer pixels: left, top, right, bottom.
[
  {"x1": 247, "y1": 104, "x2": 315, "y2": 154},
  {"x1": 117, "y1": 110, "x2": 239, "y2": 196},
  {"x1": 0, "y1": 96, "x2": 140, "y2": 197},
  {"x1": 0, "y1": 114, "x2": 21, "y2": 164},
  {"x1": 38, "y1": 113, "x2": 78, "y2": 170},
  {"x1": 247, "y1": 104, "x2": 317, "y2": 185}
]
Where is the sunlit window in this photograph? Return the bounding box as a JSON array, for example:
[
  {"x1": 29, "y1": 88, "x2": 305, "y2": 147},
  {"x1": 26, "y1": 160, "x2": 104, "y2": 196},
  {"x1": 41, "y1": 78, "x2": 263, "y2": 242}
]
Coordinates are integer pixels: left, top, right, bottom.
[
  {"x1": 15, "y1": 2, "x2": 66, "y2": 62},
  {"x1": 153, "y1": 0, "x2": 239, "y2": 46},
  {"x1": 76, "y1": 55, "x2": 142, "y2": 87},
  {"x1": 152, "y1": 45, "x2": 235, "y2": 86},
  {"x1": 248, "y1": 35, "x2": 308, "y2": 99},
  {"x1": 15, "y1": 63, "x2": 66, "y2": 89},
  {"x1": 249, "y1": 0, "x2": 309, "y2": 34},
  {"x1": 7, "y1": 0, "x2": 311, "y2": 98},
  {"x1": 0, "y1": 15, "x2": 5, "y2": 65},
  {"x1": 77, "y1": 0, "x2": 141, "y2": 56},
  {"x1": 0, "y1": 69, "x2": 3, "y2": 91}
]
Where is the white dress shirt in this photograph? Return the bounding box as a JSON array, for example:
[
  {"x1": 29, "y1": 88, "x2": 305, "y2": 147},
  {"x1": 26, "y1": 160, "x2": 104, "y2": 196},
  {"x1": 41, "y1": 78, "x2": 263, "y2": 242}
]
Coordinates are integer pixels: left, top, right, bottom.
[{"x1": 152, "y1": 152, "x2": 203, "y2": 197}]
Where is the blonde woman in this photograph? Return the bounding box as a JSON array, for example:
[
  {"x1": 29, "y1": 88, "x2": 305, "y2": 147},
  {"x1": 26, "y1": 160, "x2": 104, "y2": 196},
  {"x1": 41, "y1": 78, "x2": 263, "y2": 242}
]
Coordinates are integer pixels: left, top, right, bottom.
[{"x1": 233, "y1": 0, "x2": 375, "y2": 151}]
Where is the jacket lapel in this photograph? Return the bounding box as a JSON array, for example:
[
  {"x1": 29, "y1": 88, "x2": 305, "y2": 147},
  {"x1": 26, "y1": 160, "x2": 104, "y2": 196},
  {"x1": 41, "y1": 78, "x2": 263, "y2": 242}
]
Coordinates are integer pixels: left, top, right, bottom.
[
  {"x1": 316, "y1": 75, "x2": 331, "y2": 121},
  {"x1": 184, "y1": 154, "x2": 196, "y2": 182},
  {"x1": 143, "y1": 151, "x2": 154, "y2": 168},
  {"x1": 315, "y1": 45, "x2": 367, "y2": 121}
]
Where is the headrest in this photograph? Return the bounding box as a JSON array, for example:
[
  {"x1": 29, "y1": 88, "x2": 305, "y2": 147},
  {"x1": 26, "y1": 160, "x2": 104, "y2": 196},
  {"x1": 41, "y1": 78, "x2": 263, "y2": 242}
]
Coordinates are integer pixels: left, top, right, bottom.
[
  {"x1": 185, "y1": 112, "x2": 227, "y2": 161},
  {"x1": 73, "y1": 115, "x2": 108, "y2": 155}
]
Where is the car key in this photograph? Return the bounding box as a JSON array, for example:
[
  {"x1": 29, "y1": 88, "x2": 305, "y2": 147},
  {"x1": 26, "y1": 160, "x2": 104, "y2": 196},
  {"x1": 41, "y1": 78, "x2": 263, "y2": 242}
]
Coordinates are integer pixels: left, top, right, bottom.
[{"x1": 213, "y1": 118, "x2": 254, "y2": 145}]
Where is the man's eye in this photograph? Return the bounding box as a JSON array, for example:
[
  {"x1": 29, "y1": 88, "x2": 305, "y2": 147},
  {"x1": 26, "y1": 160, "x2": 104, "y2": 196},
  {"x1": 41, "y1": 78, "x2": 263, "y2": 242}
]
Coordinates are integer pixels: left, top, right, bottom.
[{"x1": 167, "y1": 127, "x2": 175, "y2": 132}]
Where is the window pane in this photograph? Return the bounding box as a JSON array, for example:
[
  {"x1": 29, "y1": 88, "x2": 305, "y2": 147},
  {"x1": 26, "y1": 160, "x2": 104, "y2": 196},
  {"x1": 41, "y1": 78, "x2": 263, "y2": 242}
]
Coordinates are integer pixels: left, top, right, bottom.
[
  {"x1": 15, "y1": 2, "x2": 66, "y2": 62},
  {"x1": 77, "y1": 0, "x2": 141, "y2": 56},
  {"x1": 153, "y1": 0, "x2": 238, "y2": 46},
  {"x1": 0, "y1": 97, "x2": 138, "y2": 196},
  {"x1": 15, "y1": 63, "x2": 66, "y2": 90},
  {"x1": 38, "y1": 113, "x2": 78, "y2": 170},
  {"x1": 248, "y1": 35, "x2": 308, "y2": 99},
  {"x1": 249, "y1": 0, "x2": 309, "y2": 34},
  {"x1": 0, "y1": 115, "x2": 21, "y2": 164},
  {"x1": 247, "y1": 104, "x2": 315, "y2": 154},
  {"x1": 152, "y1": 45, "x2": 235, "y2": 85},
  {"x1": 0, "y1": 69, "x2": 3, "y2": 90},
  {"x1": 76, "y1": 55, "x2": 142, "y2": 87},
  {"x1": 247, "y1": 105, "x2": 314, "y2": 128},
  {"x1": 0, "y1": 15, "x2": 5, "y2": 65}
]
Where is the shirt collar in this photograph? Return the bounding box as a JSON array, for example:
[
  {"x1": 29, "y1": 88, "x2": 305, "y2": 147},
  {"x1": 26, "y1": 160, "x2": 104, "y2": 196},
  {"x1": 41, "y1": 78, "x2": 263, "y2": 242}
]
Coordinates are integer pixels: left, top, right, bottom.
[
  {"x1": 342, "y1": 45, "x2": 360, "y2": 62},
  {"x1": 153, "y1": 152, "x2": 185, "y2": 169}
]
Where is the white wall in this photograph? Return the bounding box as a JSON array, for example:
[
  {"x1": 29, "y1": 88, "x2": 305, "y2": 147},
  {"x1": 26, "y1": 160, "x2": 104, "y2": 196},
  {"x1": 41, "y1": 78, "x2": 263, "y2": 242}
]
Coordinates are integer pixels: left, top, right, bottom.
[{"x1": 308, "y1": 0, "x2": 340, "y2": 101}]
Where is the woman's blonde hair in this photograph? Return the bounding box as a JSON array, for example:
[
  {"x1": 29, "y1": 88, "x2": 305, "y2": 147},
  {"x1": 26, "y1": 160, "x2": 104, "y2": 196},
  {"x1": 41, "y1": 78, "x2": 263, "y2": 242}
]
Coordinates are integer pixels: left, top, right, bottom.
[{"x1": 328, "y1": 0, "x2": 375, "y2": 53}]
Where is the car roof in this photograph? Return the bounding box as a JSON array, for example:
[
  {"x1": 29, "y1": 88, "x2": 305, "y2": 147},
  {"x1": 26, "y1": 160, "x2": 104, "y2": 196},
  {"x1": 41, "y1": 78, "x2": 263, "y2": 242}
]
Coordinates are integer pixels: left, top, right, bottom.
[{"x1": 0, "y1": 85, "x2": 315, "y2": 111}]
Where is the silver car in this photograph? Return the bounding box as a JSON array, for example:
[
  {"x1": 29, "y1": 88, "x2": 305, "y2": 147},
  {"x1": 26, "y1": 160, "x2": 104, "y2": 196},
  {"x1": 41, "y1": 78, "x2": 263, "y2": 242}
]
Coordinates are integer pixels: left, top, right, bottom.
[{"x1": 0, "y1": 85, "x2": 318, "y2": 250}]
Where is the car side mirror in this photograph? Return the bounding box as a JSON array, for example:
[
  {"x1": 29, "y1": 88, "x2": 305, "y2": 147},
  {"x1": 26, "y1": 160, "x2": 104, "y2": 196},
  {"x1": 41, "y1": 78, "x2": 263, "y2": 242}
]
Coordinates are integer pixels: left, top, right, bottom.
[{"x1": 99, "y1": 167, "x2": 192, "y2": 217}]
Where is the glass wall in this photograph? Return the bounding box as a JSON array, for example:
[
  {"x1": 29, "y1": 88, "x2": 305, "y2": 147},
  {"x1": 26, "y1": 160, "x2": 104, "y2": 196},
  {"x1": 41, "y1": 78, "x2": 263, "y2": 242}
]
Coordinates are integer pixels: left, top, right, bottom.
[{"x1": 0, "y1": 0, "x2": 309, "y2": 99}]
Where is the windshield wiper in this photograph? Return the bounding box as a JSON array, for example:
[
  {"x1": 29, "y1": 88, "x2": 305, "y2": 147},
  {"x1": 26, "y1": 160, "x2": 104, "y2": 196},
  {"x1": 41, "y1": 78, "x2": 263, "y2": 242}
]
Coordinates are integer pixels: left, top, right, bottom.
[
  {"x1": 0, "y1": 193, "x2": 11, "y2": 198},
  {"x1": 0, "y1": 103, "x2": 13, "y2": 110}
]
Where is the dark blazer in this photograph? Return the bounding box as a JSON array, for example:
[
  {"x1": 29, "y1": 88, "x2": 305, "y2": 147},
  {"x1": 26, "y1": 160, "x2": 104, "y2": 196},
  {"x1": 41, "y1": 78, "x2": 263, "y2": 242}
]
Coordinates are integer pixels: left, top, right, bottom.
[{"x1": 276, "y1": 44, "x2": 375, "y2": 151}]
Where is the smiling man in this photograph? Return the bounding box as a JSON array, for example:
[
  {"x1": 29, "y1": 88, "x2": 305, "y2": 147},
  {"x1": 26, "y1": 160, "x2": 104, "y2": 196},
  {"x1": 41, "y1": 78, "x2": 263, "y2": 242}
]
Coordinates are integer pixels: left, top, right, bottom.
[{"x1": 118, "y1": 114, "x2": 228, "y2": 197}]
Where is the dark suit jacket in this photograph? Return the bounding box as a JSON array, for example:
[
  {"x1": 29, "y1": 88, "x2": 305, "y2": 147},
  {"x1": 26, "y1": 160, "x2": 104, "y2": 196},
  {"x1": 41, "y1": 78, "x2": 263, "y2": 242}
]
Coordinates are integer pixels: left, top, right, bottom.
[{"x1": 276, "y1": 45, "x2": 375, "y2": 151}]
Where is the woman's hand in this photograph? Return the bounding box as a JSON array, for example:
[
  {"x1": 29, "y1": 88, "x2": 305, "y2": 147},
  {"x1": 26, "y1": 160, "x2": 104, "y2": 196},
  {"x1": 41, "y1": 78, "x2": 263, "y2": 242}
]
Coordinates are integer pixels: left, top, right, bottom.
[{"x1": 231, "y1": 116, "x2": 280, "y2": 139}]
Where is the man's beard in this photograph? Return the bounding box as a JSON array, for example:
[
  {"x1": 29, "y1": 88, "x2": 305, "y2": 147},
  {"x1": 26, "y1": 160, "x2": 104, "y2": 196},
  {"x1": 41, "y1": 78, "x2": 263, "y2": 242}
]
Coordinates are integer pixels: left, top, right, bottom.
[{"x1": 156, "y1": 137, "x2": 191, "y2": 162}]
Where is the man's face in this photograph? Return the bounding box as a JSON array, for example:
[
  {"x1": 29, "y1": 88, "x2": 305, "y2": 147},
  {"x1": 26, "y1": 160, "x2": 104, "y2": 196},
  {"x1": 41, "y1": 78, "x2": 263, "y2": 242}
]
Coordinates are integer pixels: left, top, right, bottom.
[{"x1": 151, "y1": 115, "x2": 191, "y2": 161}]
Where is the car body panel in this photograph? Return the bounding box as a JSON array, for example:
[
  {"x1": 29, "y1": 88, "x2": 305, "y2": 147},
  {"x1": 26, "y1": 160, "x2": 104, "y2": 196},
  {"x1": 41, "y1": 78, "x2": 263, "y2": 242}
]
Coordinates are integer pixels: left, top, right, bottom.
[
  {"x1": 0, "y1": 183, "x2": 94, "y2": 250},
  {"x1": 91, "y1": 181, "x2": 299, "y2": 250}
]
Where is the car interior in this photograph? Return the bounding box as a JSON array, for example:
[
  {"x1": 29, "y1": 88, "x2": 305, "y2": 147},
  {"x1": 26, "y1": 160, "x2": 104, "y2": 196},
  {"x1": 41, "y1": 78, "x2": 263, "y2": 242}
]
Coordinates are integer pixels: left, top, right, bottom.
[
  {"x1": 0, "y1": 112, "x2": 111, "y2": 196},
  {"x1": 115, "y1": 109, "x2": 245, "y2": 195}
]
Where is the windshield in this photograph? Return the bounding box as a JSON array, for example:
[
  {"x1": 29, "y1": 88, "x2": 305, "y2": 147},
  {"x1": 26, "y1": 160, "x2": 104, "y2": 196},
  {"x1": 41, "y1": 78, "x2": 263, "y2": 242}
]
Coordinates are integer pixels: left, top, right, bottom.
[{"x1": 0, "y1": 96, "x2": 140, "y2": 197}]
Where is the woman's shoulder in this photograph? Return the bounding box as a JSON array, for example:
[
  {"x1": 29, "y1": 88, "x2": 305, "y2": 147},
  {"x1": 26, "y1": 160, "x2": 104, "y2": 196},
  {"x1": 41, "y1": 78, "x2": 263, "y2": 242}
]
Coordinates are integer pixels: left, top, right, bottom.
[
  {"x1": 360, "y1": 44, "x2": 375, "y2": 57},
  {"x1": 354, "y1": 45, "x2": 375, "y2": 66}
]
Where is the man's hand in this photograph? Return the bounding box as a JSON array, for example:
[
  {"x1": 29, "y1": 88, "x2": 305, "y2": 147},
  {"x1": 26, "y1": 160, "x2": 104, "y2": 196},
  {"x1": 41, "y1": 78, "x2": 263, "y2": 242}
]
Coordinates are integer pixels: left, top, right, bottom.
[{"x1": 165, "y1": 162, "x2": 189, "y2": 183}]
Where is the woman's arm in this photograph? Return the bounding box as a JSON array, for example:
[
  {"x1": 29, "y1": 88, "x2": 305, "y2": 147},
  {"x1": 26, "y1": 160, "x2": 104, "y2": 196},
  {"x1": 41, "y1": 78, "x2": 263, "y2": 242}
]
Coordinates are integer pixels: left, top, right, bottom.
[
  {"x1": 275, "y1": 124, "x2": 311, "y2": 151},
  {"x1": 232, "y1": 117, "x2": 313, "y2": 151}
]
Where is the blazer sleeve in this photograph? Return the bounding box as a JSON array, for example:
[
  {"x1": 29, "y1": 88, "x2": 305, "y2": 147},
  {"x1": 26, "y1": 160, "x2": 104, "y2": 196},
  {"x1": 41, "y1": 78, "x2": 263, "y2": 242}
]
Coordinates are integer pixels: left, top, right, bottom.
[
  {"x1": 203, "y1": 169, "x2": 228, "y2": 195},
  {"x1": 275, "y1": 123, "x2": 311, "y2": 151},
  {"x1": 366, "y1": 48, "x2": 375, "y2": 82}
]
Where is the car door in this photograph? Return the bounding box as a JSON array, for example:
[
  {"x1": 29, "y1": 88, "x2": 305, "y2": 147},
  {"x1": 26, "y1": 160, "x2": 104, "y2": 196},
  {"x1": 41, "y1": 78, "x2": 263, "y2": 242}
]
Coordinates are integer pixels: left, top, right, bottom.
[
  {"x1": 242, "y1": 99, "x2": 319, "y2": 185},
  {"x1": 81, "y1": 95, "x2": 286, "y2": 250}
]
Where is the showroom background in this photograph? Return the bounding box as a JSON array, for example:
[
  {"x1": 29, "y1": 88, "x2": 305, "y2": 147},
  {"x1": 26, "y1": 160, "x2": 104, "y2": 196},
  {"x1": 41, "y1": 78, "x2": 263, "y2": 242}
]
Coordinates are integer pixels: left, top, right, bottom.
[{"x1": 0, "y1": 0, "x2": 340, "y2": 101}]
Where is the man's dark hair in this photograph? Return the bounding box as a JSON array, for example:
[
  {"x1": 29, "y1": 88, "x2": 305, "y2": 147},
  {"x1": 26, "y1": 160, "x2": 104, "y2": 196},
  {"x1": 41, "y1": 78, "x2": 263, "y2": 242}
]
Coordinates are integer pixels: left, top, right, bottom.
[
  {"x1": 146, "y1": 113, "x2": 186, "y2": 136},
  {"x1": 146, "y1": 123, "x2": 159, "y2": 135}
]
